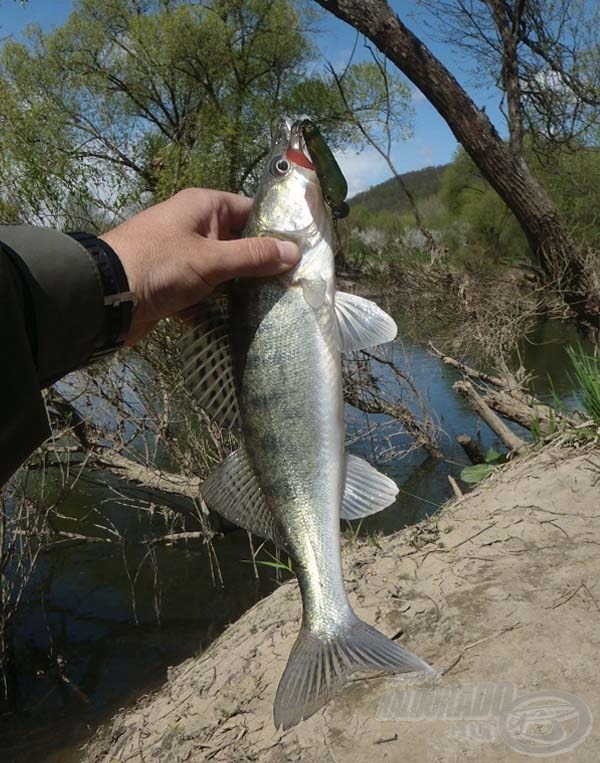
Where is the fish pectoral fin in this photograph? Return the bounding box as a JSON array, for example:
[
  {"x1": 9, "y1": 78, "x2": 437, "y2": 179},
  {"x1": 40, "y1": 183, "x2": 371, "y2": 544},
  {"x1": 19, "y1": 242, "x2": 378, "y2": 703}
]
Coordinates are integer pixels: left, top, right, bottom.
[
  {"x1": 299, "y1": 277, "x2": 328, "y2": 309},
  {"x1": 334, "y1": 291, "x2": 398, "y2": 352},
  {"x1": 180, "y1": 295, "x2": 240, "y2": 431},
  {"x1": 201, "y1": 447, "x2": 285, "y2": 548},
  {"x1": 273, "y1": 614, "x2": 433, "y2": 730},
  {"x1": 340, "y1": 454, "x2": 399, "y2": 520}
]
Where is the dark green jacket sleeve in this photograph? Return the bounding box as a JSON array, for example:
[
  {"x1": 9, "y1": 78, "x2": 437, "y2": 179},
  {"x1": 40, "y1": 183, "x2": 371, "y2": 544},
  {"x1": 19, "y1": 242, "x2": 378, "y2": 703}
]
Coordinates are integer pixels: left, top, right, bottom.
[{"x1": 0, "y1": 225, "x2": 105, "y2": 486}]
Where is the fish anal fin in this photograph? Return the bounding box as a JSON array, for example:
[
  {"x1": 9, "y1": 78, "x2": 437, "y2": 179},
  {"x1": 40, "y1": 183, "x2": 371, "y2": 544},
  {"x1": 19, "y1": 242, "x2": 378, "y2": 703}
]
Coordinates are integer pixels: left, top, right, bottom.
[
  {"x1": 201, "y1": 447, "x2": 285, "y2": 548},
  {"x1": 341, "y1": 454, "x2": 399, "y2": 520}
]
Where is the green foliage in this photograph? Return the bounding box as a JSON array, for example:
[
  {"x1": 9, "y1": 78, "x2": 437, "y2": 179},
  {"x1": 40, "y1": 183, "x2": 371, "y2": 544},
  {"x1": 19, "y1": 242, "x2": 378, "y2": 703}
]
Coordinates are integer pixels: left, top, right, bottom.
[
  {"x1": 536, "y1": 143, "x2": 600, "y2": 247},
  {"x1": 530, "y1": 402, "x2": 560, "y2": 443},
  {"x1": 343, "y1": 137, "x2": 600, "y2": 275},
  {"x1": 440, "y1": 148, "x2": 529, "y2": 263},
  {"x1": 244, "y1": 548, "x2": 294, "y2": 574},
  {"x1": 343, "y1": 518, "x2": 364, "y2": 542},
  {"x1": 460, "y1": 447, "x2": 507, "y2": 484},
  {"x1": 350, "y1": 165, "x2": 447, "y2": 215},
  {"x1": 567, "y1": 344, "x2": 600, "y2": 424},
  {"x1": 0, "y1": 0, "x2": 411, "y2": 225},
  {"x1": 438, "y1": 142, "x2": 600, "y2": 263}
]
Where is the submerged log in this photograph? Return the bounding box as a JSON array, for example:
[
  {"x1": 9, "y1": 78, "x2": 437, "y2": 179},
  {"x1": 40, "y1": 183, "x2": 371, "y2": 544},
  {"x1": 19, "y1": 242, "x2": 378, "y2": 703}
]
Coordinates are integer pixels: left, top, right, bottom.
[
  {"x1": 453, "y1": 380, "x2": 526, "y2": 453},
  {"x1": 429, "y1": 342, "x2": 575, "y2": 435},
  {"x1": 457, "y1": 434, "x2": 486, "y2": 464}
]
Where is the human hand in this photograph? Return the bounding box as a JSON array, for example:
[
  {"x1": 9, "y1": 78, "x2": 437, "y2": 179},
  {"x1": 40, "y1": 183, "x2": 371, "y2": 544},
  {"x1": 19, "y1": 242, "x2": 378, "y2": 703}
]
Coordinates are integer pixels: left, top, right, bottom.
[{"x1": 100, "y1": 188, "x2": 300, "y2": 345}]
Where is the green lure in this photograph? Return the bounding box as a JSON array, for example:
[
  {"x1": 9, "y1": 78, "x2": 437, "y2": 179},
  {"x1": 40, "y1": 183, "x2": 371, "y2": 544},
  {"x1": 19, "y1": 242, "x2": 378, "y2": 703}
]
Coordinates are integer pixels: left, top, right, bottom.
[{"x1": 300, "y1": 120, "x2": 350, "y2": 219}]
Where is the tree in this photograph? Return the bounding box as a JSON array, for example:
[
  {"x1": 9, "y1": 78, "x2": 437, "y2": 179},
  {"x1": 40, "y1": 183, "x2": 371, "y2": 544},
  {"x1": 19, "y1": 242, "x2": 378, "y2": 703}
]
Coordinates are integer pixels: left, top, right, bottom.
[
  {"x1": 0, "y1": 0, "x2": 411, "y2": 227},
  {"x1": 315, "y1": 0, "x2": 600, "y2": 335},
  {"x1": 441, "y1": 147, "x2": 529, "y2": 263},
  {"x1": 418, "y1": 0, "x2": 600, "y2": 153}
]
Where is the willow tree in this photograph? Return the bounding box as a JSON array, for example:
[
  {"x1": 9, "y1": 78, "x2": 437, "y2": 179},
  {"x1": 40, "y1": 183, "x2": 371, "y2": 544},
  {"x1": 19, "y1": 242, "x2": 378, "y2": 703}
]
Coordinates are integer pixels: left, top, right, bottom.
[
  {"x1": 0, "y1": 0, "x2": 411, "y2": 228},
  {"x1": 316, "y1": 0, "x2": 600, "y2": 335}
]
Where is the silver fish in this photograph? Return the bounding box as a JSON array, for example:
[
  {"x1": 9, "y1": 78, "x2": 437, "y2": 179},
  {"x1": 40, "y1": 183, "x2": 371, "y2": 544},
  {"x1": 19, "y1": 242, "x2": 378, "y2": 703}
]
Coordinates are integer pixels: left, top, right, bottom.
[{"x1": 182, "y1": 119, "x2": 431, "y2": 729}]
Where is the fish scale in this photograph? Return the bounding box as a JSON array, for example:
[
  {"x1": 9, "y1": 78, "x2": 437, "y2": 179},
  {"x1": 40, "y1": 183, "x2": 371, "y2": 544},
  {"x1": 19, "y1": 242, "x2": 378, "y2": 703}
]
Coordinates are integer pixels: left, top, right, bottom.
[{"x1": 182, "y1": 118, "x2": 432, "y2": 729}]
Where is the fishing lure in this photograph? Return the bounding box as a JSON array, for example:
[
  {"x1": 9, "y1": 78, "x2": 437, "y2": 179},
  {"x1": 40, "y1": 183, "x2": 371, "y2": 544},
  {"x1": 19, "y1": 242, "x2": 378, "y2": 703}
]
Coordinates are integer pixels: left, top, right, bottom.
[{"x1": 300, "y1": 119, "x2": 350, "y2": 219}]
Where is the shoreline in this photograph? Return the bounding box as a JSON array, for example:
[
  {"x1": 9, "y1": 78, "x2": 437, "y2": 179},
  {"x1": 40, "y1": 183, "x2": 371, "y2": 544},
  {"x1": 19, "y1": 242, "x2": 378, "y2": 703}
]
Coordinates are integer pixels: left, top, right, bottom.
[{"x1": 82, "y1": 442, "x2": 600, "y2": 762}]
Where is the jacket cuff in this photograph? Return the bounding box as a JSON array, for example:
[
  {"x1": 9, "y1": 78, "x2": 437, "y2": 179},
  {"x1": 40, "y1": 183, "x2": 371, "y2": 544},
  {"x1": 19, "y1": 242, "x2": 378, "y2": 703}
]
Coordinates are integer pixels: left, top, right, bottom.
[{"x1": 0, "y1": 225, "x2": 105, "y2": 386}]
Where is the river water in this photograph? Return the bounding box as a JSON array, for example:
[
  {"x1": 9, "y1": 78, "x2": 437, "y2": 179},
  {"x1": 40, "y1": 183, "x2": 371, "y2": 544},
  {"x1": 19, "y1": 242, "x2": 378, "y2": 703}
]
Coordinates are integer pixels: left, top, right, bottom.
[{"x1": 0, "y1": 319, "x2": 587, "y2": 763}]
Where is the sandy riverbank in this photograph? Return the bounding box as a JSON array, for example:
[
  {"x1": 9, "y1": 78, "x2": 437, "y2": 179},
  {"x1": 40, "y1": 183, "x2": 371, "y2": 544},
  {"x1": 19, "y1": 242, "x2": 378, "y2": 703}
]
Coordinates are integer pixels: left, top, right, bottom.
[{"x1": 82, "y1": 444, "x2": 600, "y2": 762}]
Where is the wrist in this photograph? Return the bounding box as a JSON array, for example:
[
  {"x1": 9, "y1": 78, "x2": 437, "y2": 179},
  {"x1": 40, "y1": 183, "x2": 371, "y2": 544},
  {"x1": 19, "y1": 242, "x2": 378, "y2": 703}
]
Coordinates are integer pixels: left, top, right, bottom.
[{"x1": 67, "y1": 232, "x2": 137, "y2": 359}]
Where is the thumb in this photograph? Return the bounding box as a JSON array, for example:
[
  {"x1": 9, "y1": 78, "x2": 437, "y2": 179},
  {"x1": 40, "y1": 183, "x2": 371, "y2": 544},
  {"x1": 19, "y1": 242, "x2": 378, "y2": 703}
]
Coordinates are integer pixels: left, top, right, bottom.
[{"x1": 205, "y1": 236, "x2": 300, "y2": 285}]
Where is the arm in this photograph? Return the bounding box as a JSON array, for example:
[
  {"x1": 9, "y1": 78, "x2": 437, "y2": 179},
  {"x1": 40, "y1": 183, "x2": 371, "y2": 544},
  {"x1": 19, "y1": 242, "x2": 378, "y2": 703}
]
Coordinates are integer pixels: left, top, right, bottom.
[
  {"x1": 0, "y1": 188, "x2": 299, "y2": 486},
  {"x1": 0, "y1": 226, "x2": 103, "y2": 484}
]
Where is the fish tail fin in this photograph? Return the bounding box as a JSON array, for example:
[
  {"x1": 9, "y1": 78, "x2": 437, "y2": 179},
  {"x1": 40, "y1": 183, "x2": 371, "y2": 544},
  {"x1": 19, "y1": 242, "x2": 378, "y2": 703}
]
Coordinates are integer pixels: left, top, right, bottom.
[{"x1": 273, "y1": 616, "x2": 432, "y2": 730}]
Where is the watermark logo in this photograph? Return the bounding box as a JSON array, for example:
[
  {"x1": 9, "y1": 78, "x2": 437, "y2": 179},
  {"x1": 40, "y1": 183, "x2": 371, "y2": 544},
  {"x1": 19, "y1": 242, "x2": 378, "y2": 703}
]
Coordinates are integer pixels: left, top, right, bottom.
[{"x1": 377, "y1": 674, "x2": 592, "y2": 757}]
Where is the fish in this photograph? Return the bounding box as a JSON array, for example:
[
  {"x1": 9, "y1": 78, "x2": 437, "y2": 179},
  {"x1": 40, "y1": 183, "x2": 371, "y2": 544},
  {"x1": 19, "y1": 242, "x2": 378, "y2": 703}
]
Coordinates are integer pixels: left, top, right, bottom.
[{"x1": 182, "y1": 118, "x2": 432, "y2": 729}]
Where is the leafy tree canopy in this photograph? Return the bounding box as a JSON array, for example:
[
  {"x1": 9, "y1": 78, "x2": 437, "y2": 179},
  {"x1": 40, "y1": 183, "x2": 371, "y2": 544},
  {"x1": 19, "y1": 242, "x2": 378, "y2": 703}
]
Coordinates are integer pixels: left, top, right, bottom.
[{"x1": 0, "y1": 0, "x2": 412, "y2": 226}]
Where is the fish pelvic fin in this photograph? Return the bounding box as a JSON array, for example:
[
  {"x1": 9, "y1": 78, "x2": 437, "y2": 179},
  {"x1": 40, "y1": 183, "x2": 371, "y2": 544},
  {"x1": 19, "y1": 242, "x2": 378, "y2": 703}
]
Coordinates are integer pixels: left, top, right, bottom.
[
  {"x1": 334, "y1": 291, "x2": 397, "y2": 352},
  {"x1": 273, "y1": 615, "x2": 432, "y2": 730}
]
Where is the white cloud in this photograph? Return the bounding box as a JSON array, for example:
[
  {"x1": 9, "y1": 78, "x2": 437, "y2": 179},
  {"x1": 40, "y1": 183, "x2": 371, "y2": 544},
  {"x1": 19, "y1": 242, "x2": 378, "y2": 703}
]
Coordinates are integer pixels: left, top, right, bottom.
[{"x1": 529, "y1": 69, "x2": 571, "y2": 95}]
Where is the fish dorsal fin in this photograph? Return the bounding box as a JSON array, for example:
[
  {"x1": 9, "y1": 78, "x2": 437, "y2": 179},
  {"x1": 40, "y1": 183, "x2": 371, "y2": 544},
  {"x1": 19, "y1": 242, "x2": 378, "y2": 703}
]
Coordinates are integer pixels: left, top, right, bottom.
[
  {"x1": 180, "y1": 295, "x2": 240, "y2": 431},
  {"x1": 334, "y1": 291, "x2": 397, "y2": 352},
  {"x1": 202, "y1": 447, "x2": 286, "y2": 548},
  {"x1": 341, "y1": 454, "x2": 399, "y2": 519}
]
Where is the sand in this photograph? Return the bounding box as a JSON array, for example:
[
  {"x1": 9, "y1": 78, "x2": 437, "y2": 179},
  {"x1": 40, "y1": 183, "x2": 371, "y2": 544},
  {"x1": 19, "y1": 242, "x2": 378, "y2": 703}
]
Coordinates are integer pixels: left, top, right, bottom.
[{"x1": 82, "y1": 443, "x2": 600, "y2": 762}]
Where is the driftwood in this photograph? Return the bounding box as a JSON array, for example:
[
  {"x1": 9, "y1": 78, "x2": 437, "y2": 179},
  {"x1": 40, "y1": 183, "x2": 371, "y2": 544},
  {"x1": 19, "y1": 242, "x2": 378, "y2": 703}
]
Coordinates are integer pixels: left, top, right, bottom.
[
  {"x1": 428, "y1": 342, "x2": 575, "y2": 437},
  {"x1": 453, "y1": 381, "x2": 526, "y2": 453},
  {"x1": 483, "y1": 389, "x2": 560, "y2": 431},
  {"x1": 41, "y1": 388, "x2": 212, "y2": 527},
  {"x1": 447, "y1": 474, "x2": 464, "y2": 499},
  {"x1": 427, "y1": 342, "x2": 508, "y2": 388},
  {"x1": 92, "y1": 449, "x2": 202, "y2": 501},
  {"x1": 457, "y1": 434, "x2": 486, "y2": 464}
]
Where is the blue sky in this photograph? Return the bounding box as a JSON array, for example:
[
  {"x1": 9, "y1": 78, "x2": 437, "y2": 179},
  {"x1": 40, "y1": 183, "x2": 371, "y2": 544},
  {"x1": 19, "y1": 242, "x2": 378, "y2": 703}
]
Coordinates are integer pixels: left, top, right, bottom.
[{"x1": 0, "y1": 0, "x2": 506, "y2": 195}]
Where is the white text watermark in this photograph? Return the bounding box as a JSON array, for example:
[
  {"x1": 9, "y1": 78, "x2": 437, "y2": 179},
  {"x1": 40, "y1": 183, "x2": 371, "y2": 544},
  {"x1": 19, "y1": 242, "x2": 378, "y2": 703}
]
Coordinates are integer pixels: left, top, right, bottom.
[{"x1": 377, "y1": 674, "x2": 592, "y2": 757}]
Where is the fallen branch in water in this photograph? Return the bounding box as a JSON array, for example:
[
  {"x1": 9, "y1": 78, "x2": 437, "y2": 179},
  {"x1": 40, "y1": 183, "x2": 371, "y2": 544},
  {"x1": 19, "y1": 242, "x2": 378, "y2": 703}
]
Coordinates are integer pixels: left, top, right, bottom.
[
  {"x1": 453, "y1": 380, "x2": 527, "y2": 453},
  {"x1": 343, "y1": 349, "x2": 444, "y2": 460},
  {"x1": 457, "y1": 434, "x2": 486, "y2": 464},
  {"x1": 428, "y1": 342, "x2": 577, "y2": 436}
]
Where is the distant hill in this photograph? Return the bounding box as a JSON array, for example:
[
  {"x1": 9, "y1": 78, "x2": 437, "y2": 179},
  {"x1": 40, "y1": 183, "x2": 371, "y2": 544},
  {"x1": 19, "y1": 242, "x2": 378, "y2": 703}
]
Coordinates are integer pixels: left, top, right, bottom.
[{"x1": 349, "y1": 164, "x2": 449, "y2": 215}]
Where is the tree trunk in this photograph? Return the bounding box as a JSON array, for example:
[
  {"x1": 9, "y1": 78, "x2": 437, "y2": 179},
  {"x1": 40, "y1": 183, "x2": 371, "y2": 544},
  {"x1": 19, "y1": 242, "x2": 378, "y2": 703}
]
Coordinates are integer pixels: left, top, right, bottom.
[{"x1": 315, "y1": 0, "x2": 600, "y2": 334}]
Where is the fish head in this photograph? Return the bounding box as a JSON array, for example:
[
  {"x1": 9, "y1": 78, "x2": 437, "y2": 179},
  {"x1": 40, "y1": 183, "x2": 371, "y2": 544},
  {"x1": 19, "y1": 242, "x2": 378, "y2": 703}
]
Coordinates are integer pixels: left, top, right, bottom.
[{"x1": 248, "y1": 118, "x2": 329, "y2": 247}]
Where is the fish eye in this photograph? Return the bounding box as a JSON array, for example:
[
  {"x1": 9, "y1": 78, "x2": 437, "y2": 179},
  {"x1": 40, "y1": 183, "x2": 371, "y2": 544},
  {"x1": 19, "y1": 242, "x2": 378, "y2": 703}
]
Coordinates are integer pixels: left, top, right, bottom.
[{"x1": 270, "y1": 156, "x2": 291, "y2": 177}]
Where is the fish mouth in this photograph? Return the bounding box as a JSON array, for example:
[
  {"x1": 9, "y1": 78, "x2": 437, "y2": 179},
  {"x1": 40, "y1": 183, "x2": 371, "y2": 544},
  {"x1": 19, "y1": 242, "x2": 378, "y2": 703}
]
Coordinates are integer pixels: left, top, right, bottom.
[
  {"x1": 271, "y1": 117, "x2": 292, "y2": 152},
  {"x1": 273, "y1": 117, "x2": 315, "y2": 171}
]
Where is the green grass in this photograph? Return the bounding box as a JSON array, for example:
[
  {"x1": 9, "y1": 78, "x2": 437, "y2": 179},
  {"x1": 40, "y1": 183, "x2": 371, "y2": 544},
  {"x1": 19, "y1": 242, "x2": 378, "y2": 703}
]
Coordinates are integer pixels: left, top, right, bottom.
[
  {"x1": 243, "y1": 547, "x2": 294, "y2": 574},
  {"x1": 567, "y1": 344, "x2": 600, "y2": 424}
]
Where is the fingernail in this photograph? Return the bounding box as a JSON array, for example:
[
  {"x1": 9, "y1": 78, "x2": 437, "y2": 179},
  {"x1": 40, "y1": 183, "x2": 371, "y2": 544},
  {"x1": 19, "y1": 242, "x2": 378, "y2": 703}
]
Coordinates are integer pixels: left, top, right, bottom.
[{"x1": 277, "y1": 240, "x2": 300, "y2": 265}]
